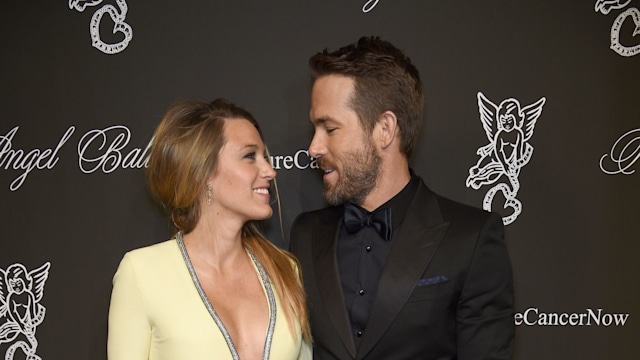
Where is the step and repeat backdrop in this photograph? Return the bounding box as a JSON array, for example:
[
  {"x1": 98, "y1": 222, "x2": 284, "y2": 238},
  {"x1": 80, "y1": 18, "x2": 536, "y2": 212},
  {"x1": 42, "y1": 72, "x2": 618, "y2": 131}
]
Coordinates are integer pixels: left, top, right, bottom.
[{"x1": 1, "y1": 1, "x2": 638, "y2": 359}]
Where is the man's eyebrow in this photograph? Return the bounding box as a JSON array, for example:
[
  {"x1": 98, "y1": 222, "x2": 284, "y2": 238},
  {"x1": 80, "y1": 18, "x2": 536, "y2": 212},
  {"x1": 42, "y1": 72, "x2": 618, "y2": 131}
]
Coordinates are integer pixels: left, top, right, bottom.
[{"x1": 312, "y1": 117, "x2": 337, "y2": 126}]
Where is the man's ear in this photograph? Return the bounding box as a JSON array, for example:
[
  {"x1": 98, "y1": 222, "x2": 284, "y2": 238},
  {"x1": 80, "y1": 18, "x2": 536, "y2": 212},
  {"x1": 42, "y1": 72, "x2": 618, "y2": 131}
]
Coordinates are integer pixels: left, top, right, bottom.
[{"x1": 377, "y1": 111, "x2": 399, "y2": 150}]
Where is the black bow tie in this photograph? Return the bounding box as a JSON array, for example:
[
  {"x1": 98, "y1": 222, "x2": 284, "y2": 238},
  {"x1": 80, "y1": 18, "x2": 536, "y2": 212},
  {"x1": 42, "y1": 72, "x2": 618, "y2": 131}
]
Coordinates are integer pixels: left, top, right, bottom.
[{"x1": 343, "y1": 203, "x2": 393, "y2": 241}]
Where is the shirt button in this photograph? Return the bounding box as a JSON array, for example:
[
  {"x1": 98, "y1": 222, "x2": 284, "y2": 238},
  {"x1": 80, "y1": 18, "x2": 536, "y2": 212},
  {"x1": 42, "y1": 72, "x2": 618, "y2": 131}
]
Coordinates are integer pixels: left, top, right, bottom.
[
  {"x1": 356, "y1": 331, "x2": 363, "y2": 337},
  {"x1": 365, "y1": 245, "x2": 372, "y2": 252},
  {"x1": 359, "y1": 289, "x2": 365, "y2": 296}
]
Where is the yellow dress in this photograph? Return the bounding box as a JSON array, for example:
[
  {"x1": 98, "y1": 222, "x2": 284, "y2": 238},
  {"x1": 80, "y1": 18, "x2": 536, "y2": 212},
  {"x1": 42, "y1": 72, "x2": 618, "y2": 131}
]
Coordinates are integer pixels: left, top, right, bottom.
[{"x1": 107, "y1": 238, "x2": 311, "y2": 360}]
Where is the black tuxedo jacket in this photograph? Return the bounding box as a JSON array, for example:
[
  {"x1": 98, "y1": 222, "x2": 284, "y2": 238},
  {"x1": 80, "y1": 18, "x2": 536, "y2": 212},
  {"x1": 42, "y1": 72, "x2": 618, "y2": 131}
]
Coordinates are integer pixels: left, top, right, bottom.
[{"x1": 290, "y1": 179, "x2": 514, "y2": 360}]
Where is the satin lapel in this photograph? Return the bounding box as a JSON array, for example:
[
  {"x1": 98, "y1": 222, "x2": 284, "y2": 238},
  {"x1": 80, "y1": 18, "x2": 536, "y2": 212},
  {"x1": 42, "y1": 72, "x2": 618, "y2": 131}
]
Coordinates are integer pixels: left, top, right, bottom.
[
  {"x1": 313, "y1": 207, "x2": 357, "y2": 357},
  {"x1": 356, "y1": 183, "x2": 449, "y2": 359}
]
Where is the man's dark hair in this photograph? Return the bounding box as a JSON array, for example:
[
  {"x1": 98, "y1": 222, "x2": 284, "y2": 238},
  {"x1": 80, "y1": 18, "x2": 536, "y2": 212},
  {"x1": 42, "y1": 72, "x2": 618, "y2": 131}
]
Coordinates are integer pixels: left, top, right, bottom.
[{"x1": 310, "y1": 36, "x2": 424, "y2": 158}]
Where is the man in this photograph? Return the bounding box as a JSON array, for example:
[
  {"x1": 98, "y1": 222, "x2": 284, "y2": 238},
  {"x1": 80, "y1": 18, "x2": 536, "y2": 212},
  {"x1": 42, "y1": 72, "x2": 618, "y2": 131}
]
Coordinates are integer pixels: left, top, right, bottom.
[{"x1": 290, "y1": 36, "x2": 514, "y2": 360}]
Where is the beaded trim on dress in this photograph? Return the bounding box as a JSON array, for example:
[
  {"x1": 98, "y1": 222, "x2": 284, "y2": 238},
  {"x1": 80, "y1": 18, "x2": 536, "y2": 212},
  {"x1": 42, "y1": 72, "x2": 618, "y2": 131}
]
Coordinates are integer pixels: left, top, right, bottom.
[{"x1": 176, "y1": 231, "x2": 277, "y2": 360}]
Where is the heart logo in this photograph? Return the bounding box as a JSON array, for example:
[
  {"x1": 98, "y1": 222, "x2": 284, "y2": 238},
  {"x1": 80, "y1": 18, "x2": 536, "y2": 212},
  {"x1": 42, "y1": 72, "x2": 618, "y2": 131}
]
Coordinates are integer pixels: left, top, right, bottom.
[
  {"x1": 610, "y1": 7, "x2": 640, "y2": 57},
  {"x1": 483, "y1": 183, "x2": 522, "y2": 226},
  {"x1": 89, "y1": 0, "x2": 133, "y2": 54}
]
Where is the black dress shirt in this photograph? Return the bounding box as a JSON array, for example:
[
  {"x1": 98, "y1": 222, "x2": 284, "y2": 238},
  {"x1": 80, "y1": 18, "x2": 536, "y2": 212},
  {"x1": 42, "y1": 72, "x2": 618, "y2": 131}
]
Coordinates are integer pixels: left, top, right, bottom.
[{"x1": 337, "y1": 171, "x2": 420, "y2": 347}]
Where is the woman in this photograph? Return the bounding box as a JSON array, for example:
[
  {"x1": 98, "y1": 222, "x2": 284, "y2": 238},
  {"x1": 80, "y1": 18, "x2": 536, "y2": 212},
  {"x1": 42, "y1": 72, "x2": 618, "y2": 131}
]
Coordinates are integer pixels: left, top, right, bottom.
[{"x1": 107, "y1": 99, "x2": 311, "y2": 359}]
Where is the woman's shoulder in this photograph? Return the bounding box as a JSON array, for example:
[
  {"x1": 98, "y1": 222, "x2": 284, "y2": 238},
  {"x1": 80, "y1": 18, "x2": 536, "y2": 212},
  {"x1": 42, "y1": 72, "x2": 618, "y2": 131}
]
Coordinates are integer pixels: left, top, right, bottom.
[
  {"x1": 114, "y1": 238, "x2": 184, "y2": 286},
  {"x1": 121, "y1": 238, "x2": 179, "y2": 267}
]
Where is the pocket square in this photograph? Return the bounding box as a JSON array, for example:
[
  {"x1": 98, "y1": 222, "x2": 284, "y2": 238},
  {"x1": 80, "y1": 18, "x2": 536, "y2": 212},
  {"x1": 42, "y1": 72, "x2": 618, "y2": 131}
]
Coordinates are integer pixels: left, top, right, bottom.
[{"x1": 417, "y1": 275, "x2": 449, "y2": 287}]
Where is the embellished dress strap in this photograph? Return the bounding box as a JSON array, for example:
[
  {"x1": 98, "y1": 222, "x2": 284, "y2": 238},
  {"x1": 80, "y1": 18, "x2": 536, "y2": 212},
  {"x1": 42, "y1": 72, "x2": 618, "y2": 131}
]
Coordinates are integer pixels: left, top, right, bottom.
[{"x1": 176, "y1": 231, "x2": 277, "y2": 360}]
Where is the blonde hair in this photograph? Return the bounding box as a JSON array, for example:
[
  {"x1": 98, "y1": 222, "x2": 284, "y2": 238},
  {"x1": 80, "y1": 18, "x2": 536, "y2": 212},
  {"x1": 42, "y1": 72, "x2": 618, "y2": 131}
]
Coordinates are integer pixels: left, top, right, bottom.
[
  {"x1": 147, "y1": 98, "x2": 311, "y2": 342},
  {"x1": 244, "y1": 226, "x2": 312, "y2": 342}
]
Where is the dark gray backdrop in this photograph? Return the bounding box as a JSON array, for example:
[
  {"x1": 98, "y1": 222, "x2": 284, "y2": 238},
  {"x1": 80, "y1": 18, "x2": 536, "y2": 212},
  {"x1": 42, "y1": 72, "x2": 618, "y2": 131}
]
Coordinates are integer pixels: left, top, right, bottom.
[{"x1": 1, "y1": 1, "x2": 638, "y2": 359}]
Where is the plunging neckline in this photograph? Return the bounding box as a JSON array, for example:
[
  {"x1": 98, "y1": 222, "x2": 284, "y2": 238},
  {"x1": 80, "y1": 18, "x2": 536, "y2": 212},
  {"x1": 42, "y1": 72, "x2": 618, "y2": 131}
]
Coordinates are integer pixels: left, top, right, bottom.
[{"x1": 176, "y1": 231, "x2": 277, "y2": 360}]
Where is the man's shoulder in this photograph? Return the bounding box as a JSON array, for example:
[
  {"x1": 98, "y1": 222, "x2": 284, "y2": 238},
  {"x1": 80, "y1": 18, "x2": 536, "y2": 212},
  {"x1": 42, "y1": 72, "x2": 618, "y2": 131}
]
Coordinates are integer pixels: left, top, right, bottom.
[
  {"x1": 289, "y1": 206, "x2": 342, "y2": 253},
  {"x1": 434, "y1": 193, "x2": 491, "y2": 218},
  {"x1": 415, "y1": 180, "x2": 496, "y2": 224},
  {"x1": 292, "y1": 205, "x2": 342, "y2": 227}
]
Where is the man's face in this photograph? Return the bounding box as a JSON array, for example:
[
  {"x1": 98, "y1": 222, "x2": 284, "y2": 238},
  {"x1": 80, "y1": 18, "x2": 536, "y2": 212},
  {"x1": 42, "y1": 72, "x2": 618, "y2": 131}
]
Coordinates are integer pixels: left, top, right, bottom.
[{"x1": 308, "y1": 75, "x2": 380, "y2": 205}]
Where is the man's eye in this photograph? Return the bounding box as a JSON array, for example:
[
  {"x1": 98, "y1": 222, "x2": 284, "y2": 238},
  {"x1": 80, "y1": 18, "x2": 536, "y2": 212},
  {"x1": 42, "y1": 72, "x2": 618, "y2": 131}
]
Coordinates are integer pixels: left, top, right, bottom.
[{"x1": 326, "y1": 128, "x2": 336, "y2": 133}]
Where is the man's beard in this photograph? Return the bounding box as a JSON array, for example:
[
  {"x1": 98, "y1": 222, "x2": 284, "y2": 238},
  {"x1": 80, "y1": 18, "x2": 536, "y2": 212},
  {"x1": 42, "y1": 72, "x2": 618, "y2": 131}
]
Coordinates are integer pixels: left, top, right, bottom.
[{"x1": 321, "y1": 139, "x2": 381, "y2": 206}]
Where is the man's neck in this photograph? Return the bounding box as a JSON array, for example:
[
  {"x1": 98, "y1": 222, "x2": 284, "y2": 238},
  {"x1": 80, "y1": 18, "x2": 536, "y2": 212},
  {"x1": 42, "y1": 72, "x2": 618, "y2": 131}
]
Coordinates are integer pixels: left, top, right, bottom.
[{"x1": 360, "y1": 163, "x2": 411, "y2": 212}]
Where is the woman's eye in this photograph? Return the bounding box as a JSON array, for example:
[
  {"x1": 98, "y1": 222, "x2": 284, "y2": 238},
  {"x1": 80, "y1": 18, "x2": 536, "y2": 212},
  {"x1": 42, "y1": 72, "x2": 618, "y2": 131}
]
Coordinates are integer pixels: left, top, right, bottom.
[
  {"x1": 245, "y1": 152, "x2": 256, "y2": 159},
  {"x1": 326, "y1": 128, "x2": 336, "y2": 134}
]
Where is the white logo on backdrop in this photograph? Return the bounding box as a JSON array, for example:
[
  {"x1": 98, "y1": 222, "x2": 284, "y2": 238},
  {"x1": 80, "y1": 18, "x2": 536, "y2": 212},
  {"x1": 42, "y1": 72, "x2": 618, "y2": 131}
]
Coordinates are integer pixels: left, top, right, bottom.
[
  {"x1": 466, "y1": 92, "x2": 546, "y2": 225},
  {"x1": 270, "y1": 150, "x2": 318, "y2": 171},
  {"x1": 69, "y1": 0, "x2": 133, "y2": 54},
  {"x1": 0, "y1": 125, "x2": 315, "y2": 191},
  {"x1": 600, "y1": 128, "x2": 640, "y2": 174},
  {"x1": 0, "y1": 262, "x2": 50, "y2": 360},
  {"x1": 595, "y1": 0, "x2": 640, "y2": 56},
  {"x1": 77, "y1": 125, "x2": 150, "y2": 174},
  {"x1": 0, "y1": 126, "x2": 74, "y2": 192},
  {"x1": 515, "y1": 307, "x2": 629, "y2": 327},
  {"x1": 594, "y1": 3, "x2": 639, "y2": 175},
  {"x1": 362, "y1": 0, "x2": 381, "y2": 12},
  {"x1": 0, "y1": 126, "x2": 149, "y2": 191}
]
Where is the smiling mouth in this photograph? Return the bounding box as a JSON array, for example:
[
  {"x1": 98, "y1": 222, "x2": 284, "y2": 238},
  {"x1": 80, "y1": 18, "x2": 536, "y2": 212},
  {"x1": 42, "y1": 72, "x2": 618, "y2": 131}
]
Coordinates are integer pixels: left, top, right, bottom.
[
  {"x1": 318, "y1": 158, "x2": 336, "y2": 177},
  {"x1": 253, "y1": 188, "x2": 270, "y2": 195}
]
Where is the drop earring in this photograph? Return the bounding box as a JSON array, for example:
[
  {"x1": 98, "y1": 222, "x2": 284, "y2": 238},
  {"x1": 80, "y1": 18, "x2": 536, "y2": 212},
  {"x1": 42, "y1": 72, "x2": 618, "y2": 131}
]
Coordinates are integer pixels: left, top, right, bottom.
[{"x1": 206, "y1": 184, "x2": 212, "y2": 205}]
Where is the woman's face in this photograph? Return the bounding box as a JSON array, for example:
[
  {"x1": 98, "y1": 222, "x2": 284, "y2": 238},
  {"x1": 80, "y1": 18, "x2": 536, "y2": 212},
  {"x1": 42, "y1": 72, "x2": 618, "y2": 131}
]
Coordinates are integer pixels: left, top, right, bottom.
[{"x1": 207, "y1": 118, "x2": 276, "y2": 224}]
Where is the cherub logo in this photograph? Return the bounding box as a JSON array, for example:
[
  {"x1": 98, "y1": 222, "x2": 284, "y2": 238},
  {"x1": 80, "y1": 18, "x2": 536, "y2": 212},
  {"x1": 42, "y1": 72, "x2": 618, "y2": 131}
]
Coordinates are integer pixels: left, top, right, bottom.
[
  {"x1": 466, "y1": 92, "x2": 546, "y2": 225},
  {"x1": 595, "y1": 0, "x2": 640, "y2": 57},
  {"x1": 69, "y1": 0, "x2": 133, "y2": 54},
  {"x1": 0, "y1": 262, "x2": 50, "y2": 360}
]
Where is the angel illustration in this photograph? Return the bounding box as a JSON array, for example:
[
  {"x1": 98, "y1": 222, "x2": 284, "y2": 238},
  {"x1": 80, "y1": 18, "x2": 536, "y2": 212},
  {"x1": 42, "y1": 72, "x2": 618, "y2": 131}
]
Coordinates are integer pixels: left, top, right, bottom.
[
  {"x1": 68, "y1": 0, "x2": 103, "y2": 12},
  {"x1": 0, "y1": 262, "x2": 50, "y2": 360},
  {"x1": 595, "y1": 0, "x2": 631, "y2": 15},
  {"x1": 466, "y1": 93, "x2": 545, "y2": 224}
]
